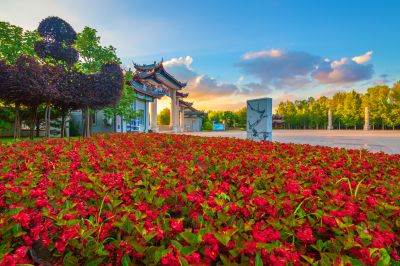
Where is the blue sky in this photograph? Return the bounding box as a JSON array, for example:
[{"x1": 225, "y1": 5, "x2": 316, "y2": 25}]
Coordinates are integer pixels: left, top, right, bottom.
[{"x1": 1, "y1": 0, "x2": 399, "y2": 111}]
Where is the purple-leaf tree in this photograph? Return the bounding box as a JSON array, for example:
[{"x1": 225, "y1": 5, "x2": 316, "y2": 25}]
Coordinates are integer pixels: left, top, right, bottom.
[{"x1": 34, "y1": 16, "x2": 79, "y2": 137}]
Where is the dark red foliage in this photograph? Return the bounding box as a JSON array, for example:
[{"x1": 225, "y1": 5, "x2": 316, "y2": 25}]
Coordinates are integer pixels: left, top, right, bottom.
[
  {"x1": 0, "y1": 60, "x2": 15, "y2": 102},
  {"x1": 37, "y1": 16, "x2": 77, "y2": 45},
  {"x1": 13, "y1": 56, "x2": 48, "y2": 107},
  {"x1": 91, "y1": 62, "x2": 124, "y2": 108},
  {"x1": 35, "y1": 16, "x2": 78, "y2": 65}
]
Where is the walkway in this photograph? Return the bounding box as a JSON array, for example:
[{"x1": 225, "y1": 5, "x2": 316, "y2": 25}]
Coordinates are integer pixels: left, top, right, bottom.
[{"x1": 180, "y1": 130, "x2": 400, "y2": 154}]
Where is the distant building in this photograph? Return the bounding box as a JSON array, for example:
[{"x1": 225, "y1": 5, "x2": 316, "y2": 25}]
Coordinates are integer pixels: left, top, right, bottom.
[
  {"x1": 272, "y1": 114, "x2": 284, "y2": 128},
  {"x1": 181, "y1": 100, "x2": 204, "y2": 132}
]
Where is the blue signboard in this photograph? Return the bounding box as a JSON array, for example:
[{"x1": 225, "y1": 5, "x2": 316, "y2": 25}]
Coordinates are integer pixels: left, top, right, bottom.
[{"x1": 213, "y1": 123, "x2": 225, "y2": 131}]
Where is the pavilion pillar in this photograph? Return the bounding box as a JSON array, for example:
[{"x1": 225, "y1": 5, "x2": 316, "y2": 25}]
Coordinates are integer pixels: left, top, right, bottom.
[
  {"x1": 327, "y1": 109, "x2": 333, "y2": 130},
  {"x1": 170, "y1": 89, "x2": 178, "y2": 132},
  {"x1": 364, "y1": 107, "x2": 370, "y2": 130},
  {"x1": 180, "y1": 107, "x2": 185, "y2": 132},
  {"x1": 150, "y1": 99, "x2": 158, "y2": 132},
  {"x1": 175, "y1": 99, "x2": 180, "y2": 133}
]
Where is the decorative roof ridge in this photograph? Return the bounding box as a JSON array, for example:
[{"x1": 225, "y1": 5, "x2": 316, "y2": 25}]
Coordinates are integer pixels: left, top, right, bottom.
[{"x1": 179, "y1": 99, "x2": 193, "y2": 107}]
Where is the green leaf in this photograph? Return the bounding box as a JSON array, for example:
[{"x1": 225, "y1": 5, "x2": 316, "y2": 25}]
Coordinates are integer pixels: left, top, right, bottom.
[
  {"x1": 215, "y1": 232, "x2": 231, "y2": 246},
  {"x1": 134, "y1": 224, "x2": 146, "y2": 236},
  {"x1": 180, "y1": 231, "x2": 198, "y2": 245},
  {"x1": 171, "y1": 240, "x2": 183, "y2": 251},
  {"x1": 144, "y1": 231, "x2": 158, "y2": 242},
  {"x1": 181, "y1": 246, "x2": 196, "y2": 256},
  {"x1": 96, "y1": 248, "x2": 109, "y2": 256},
  {"x1": 343, "y1": 256, "x2": 364, "y2": 266},
  {"x1": 377, "y1": 248, "x2": 391, "y2": 266},
  {"x1": 255, "y1": 252, "x2": 263, "y2": 266},
  {"x1": 12, "y1": 224, "x2": 21, "y2": 236},
  {"x1": 301, "y1": 255, "x2": 315, "y2": 264},
  {"x1": 85, "y1": 258, "x2": 104, "y2": 266},
  {"x1": 63, "y1": 252, "x2": 79, "y2": 266},
  {"x1": 220, "y1": 254, "x2": 239, "y2": 266},
  {"x1": 121, "y1": 255, "x2": 131, "y2": 266},
  {"x1": 316, "y1": 239, "x2": 324, "y2": 251},
  {"x1": 178, "y1": 256, "x2": 190, "y2": 266}
]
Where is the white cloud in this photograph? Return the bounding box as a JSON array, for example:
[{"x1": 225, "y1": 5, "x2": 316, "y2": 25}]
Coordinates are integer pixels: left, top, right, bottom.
[
  {"x1": 352, "y1": 51, "x2": 373, "y2": 64},
  {"x1": 242, "y1": 49, "x2": 283, "y2": 60},
  {"x1": 164, "y1": 56, "x2": 193, "y2": 69}
]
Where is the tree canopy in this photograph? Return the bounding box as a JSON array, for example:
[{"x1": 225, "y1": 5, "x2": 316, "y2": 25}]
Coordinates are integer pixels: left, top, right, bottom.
[
  {"x1": 0, "y1": 21, "x2": 39, "y2": 64},
  {"x1": 277, "y1": 85, "x2": 400, "y2": 130}
]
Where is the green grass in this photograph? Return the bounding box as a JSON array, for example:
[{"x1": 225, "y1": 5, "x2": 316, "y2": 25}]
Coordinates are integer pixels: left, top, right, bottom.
[
  {"x1": 0, "y1": 136, "x2": 80, "y2": 144},
  {"x1": 0, "y1": 137, "x2": 44, "y2": 144}
]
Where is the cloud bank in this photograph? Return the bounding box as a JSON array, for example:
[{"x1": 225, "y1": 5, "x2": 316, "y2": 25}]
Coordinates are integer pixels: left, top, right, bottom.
[{"x1": 236, "y1": 49, "x2": 375, "y2": 89}]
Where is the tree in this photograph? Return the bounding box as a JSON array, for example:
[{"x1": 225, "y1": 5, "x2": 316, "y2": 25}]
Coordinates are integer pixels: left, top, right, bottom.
[
  {"x1": 236, "y1": 107, "x2": 247, "y2": 128},
  {"x1": 74, "y1": 26, "x2": 122, "y2": 137},
  {"x1": 35, "y1": 16, "x2": 79, "y2": 137},
  {"x1": 74, "y1": 27, "x2": 121, "y2": 74},
  {"x1": 158, "y1": 108, "x2": 170, "y2": 125},
  {"x1": 389, "y1": 81, "x2": 400, "y2": 129},
  {"x1": 14, "y1": 56, "x2": 49, "y2": 139},
  {"x1": 342, "y1": 90, "x2": 362, "y2": 129},
  {"x1": 0, "y1": 21, "x2": 39, "y2": 64},
  {"x1": 362, "y1": 86, "x2": 390, "y2": 129},
  {"x1": 1, "y1": 22, "x2": 40, "y2": 138}
]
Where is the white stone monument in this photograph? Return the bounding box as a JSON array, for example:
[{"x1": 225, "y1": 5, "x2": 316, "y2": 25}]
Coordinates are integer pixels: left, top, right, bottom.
[
  {"x1": 364, "y1": 107, "x2": 370, "y2": 130},
  {"x1": 246, "y1": 98, "x2": 272, "y2": 141},
  {"x1": 327, "y1": 109, "x2": 333, "y2": 130}
]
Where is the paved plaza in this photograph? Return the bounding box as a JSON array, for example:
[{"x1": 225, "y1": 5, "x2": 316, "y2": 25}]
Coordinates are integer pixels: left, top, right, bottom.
[{"x1": 181, "y1": 130, "x2": 400, "y2": 154}]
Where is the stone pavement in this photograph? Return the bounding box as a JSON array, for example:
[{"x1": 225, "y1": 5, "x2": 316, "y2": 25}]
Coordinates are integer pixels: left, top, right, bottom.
[{"x1": 179, "y1": 130, "x2": 400, "y2": 154}]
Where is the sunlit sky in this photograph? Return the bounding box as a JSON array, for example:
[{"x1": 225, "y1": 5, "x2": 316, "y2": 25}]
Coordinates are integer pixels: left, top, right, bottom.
[{"x1": 1, "y1": 0, "x2": 399, "y2": 112}]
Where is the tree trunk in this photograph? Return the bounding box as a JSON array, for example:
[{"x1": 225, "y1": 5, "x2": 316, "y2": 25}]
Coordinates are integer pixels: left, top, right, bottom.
[
  {"x1": 35, "y1": 115, "x2": 41, "y2": 137},
  {"x1": 114, "y1": 113, "x2": 117, "y2": 133},
  {"x1": 14, "y1": 103, "x2": 21, "y2": 140},
  {"x1": 45, "y1": 104, "x2": 51, "y2": 138},
  {"x1": 89, "y1": 110, "x2": 93, "y2": 136},
  {"x1": 83, "y1": 106, "x2": 90, "y2": 138},
  {"x1": 82, "y1": 109, "x2": 86, "y2": 137},
  {"x1": 61, "y1": 110, "x2": 66, "y2": 138},
  {"x1": 29, "y1": 106, "x2": 38, "y2": 140}
]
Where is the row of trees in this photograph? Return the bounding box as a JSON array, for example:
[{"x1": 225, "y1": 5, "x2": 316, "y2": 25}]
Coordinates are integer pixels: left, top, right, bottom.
[
  {"x1": 0, "y1": 17, "x2": 124, "y2": 138},
  {"x1": 277, "y1": 84, "x2": 400, "y2": 130}
]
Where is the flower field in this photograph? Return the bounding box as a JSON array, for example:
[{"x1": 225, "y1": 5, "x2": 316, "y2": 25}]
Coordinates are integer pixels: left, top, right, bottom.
[{"x1": 0, "y1": 133, "x2": 399, "y2": 265}]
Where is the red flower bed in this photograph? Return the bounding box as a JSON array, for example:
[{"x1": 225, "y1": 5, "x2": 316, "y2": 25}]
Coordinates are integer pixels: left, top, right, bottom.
[{"x1": 0, "y1": 133, "x2": 399, "y2": 265}]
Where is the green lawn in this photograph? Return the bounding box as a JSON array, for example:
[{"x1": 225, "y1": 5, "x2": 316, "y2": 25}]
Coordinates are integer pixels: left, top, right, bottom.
[{"x1": 0, "y1": 136, "x2": 79, "y2": 144}]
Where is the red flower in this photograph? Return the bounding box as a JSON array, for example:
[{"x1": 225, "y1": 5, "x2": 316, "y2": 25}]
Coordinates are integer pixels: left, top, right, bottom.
[
  {"x1": 296, "y1": 227, "x2": 315, "y2": 244},
  {"x1": 169, "y1": 219, "x2": 183, "y2": 234}
]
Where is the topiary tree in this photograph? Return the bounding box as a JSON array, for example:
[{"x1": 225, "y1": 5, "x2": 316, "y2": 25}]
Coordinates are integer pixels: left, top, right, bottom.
[
  {"x1": 34, "y1": 16, "x2": 79, "y2": 137},
  {"x1": 34, "y1": 17, "x2": 78, "y2": 66}
]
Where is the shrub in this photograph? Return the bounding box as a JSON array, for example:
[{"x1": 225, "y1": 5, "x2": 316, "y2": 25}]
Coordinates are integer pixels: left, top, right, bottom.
[{"x1": 202, "y1": 121, "x2": 212, "y2": 131}]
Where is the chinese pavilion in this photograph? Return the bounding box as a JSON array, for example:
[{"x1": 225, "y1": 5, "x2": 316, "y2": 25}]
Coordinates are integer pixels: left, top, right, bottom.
[{"x1": 131, "y1": 59, "x2": 189, "y2": 132}]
